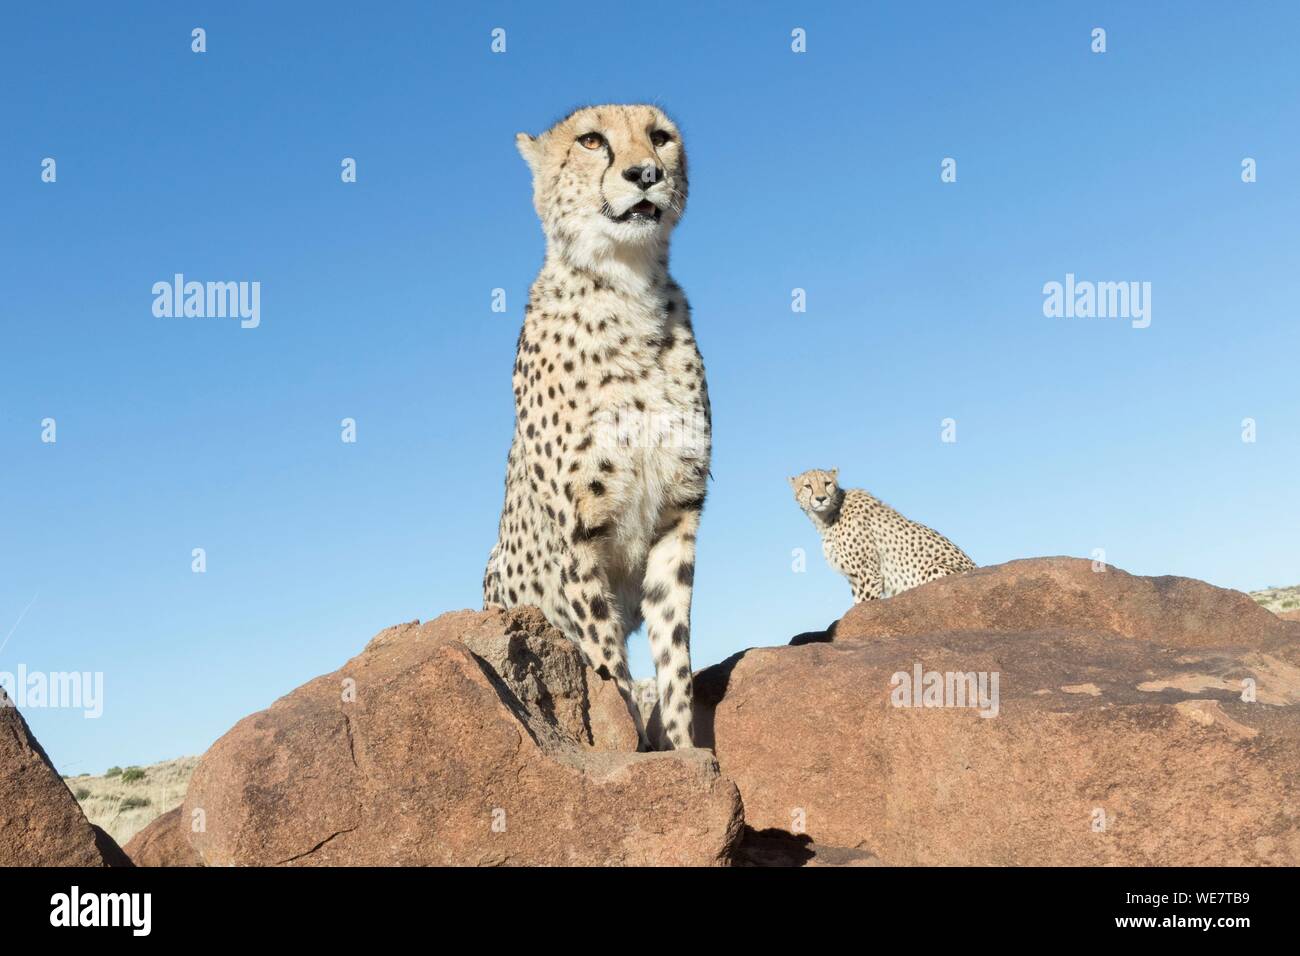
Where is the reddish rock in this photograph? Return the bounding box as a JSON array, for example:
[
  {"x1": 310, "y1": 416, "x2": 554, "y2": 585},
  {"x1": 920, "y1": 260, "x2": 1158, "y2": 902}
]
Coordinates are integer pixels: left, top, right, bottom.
[
  {"x1": 816, "y1": 556, "x2": 1300, "y2": 649},
  {"x1": 123, "y1": 808, "x2": 203, "y2": 867},
  {"x1": 698, "y1": 558, "x2": 1300, "y2": 866},
  {"x1": 184, "y1": 607, "x2": 741, "y2": 866},
  {"x1": 0, "y1": 689, "x2": 132, "y2": 866},
  {"x1": 827, "y1": 563, "x2": 1300, "y2": 706},
  {"x1": 451, "y1": 605, "x2": 640, "y2": 751},
  {"x1": 1278, "y1": 609, "x2": 1300, "y2": 623}
]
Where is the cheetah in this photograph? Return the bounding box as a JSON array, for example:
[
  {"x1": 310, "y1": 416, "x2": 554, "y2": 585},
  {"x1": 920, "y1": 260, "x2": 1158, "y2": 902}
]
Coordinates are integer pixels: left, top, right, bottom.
[
  {"x1": 483, "y1": 105, "x2": 709, "y2": 751},
  {"x1": 790, "y1": 468, "x2": 975, "y2": 602}
]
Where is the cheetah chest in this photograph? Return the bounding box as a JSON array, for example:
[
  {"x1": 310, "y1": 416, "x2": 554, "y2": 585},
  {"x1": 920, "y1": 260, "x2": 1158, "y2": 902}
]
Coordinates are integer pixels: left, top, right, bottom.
[
  {"x1": 595, "y1": 355, "x2": 708, "y2": 567},
  {"x1": 821, "y1": 537, "x2": 843, "y2": 574}
]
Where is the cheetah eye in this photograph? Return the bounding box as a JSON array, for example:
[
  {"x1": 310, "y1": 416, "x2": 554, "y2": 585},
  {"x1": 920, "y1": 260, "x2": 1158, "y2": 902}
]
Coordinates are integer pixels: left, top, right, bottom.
[
  {"x1": 650, "y1": 130, "x2": 672, "y2": 148},
  {"x1": 577, "y1": 132, "x2": 606, "y2": 151}
]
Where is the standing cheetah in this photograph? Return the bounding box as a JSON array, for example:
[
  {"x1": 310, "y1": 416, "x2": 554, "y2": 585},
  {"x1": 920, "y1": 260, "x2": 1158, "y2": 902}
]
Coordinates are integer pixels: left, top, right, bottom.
[
  {"x1": 790, "y1": 468, "x2": 975, "y2": 602},
  {"x1": 483, "y1": 105, "x2": 710, "y2": 751}
]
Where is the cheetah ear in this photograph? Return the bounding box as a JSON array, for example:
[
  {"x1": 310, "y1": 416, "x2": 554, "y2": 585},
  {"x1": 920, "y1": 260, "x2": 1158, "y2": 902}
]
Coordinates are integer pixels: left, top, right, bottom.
[
  {"x1": 516, "y1": 133, "x2": 540, "y2": 173},
  {"x1": 788, "y1": 475, "x2": 798, "y2": 489},
  {"x1": 830, "y1": 468, "x2": 839, "y2": 480}
]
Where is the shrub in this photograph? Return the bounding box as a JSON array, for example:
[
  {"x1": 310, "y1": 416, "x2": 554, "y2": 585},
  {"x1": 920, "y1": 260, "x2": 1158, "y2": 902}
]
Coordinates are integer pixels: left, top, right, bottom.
[
  {"x1": 119, "y1": 795, "x2": 151, "y2": 810},
  {"x1": 120, "y1": 767, "x2": 147, "y2": 784},
  {"x1": 105, "y1": 766, "x2": 122, "y2": 778},
  {"x1": 73, "y1": 787, "x2": 91, "y2": 800}
]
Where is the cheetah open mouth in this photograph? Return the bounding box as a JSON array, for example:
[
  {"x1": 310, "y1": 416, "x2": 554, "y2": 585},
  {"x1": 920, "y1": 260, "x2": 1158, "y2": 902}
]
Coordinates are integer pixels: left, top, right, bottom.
[{"x1": 610, "y1": 199, "x2": 662, "y2": 223}]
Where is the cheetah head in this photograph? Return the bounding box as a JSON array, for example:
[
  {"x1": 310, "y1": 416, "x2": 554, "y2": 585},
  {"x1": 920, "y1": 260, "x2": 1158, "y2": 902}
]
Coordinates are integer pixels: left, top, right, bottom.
[
  {"x1": 516, "y1": 104, "x2": 687, "y2": 269},
  {"x1": 790, "y1": 468, "x2": 840, "y2": 514}
]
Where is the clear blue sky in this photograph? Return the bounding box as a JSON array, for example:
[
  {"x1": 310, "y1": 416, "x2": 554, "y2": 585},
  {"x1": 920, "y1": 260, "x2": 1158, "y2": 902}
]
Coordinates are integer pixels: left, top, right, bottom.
[{"x1": 3, "y1": 1, "x2": 1297, "y2": 773}]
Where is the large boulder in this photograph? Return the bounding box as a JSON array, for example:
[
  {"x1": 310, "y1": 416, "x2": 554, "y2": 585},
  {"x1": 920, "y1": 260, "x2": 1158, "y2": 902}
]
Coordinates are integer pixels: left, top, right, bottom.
[
  {"x1": 184, "y1": 607, "x2": 742, "y2": 866},
  {"x1": 697, "y1": 557, "x2": 1300, "y2": 865},
  {"x1": 122, "y1": 808, "x2": 204, "y2": 867},
  {"x1": 796, "y1": 556, "x2": 1300, "y2": 648},
  {"x1": 0, "y1": 689, "x2": 132, "y2": 866}
]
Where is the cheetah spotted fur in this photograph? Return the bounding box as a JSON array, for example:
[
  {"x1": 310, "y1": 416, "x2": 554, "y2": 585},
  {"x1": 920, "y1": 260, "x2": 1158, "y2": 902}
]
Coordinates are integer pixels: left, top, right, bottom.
[
  {"x1": 483, "y1": 105, "x2": 709, "y2": 750},
  {"x1": 790, "y1": 468, "x2": 975, "y2": 602}
]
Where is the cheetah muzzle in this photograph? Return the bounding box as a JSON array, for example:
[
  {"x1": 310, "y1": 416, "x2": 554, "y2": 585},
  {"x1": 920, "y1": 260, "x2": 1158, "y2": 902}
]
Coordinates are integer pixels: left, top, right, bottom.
[{"x1": 606, "y1": 198, "x2": 662, "y2": 223}]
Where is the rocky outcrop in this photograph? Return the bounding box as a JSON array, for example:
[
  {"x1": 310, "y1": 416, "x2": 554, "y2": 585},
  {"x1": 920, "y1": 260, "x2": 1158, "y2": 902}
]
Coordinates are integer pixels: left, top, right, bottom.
[
  {"x1": 183, "y1": 607, "x2": 742, "y2": 866},
  {"x1": 0, "y1": 688, "x2": 132, "y2": 866},
  {"x1": 26, "y1": 555, "x2": 1295, "y2": 868},
  {"x1": 793, "y1": 557, "x2": 1300, "y2": 648},
  {"x1": 697, "y1": 557, "x2": 1300, "y2": 865},
  {"x1": 122, "y1": 808, "x2": 204, "y2": 867}
]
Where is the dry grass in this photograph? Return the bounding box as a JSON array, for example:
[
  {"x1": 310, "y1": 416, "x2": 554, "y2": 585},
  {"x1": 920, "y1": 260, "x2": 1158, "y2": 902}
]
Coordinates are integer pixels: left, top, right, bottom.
[
  {"x1": 65, "y1": 755, "x2": 198, "y2": 847},
  {"x1": 1250, "y1": 584, "x2": 1300, "y2": 614}
]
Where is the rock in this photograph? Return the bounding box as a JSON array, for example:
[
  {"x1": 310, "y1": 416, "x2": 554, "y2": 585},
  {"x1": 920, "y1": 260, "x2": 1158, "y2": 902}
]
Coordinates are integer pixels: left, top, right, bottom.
[
  {"x1": 122, "y1": 808, "x2": 203, "y2": 867},
  {"x1": 807, "y1": 556, "x2": 1300, "y2": 649},
  {"x1": 184, "y1": 607, "x2": 742, "y2": 866},
  {"x1": 452, "y1": 605, "x2": 640, "y2": 751},
  {"x1": 1279, "y1": 609, "x2": 1300, "y2": 623},
  {"x1": 0, "y1": 688, "x2": 132, "y2": 866},
  {"x1": 91, "y1": 826, "x2": 134, "y2": 867},
  {"x1": 697, "y1": 557, "x2": 1300, "y2": 865}
]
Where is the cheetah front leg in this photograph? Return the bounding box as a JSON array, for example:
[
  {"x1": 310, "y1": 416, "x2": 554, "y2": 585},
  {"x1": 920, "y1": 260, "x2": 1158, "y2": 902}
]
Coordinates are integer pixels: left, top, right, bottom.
[
  {"x1": 641, "y1": 508, "x2": 700, "y2": 749},
  {"x1": 550, "y1": 542, "x2": 652, "y2": 750},
  {"x1": 482, "y1": 542, "x2": 505, "y2": 609},
  {"x1": 850, "y1": 569, "x2": 884, "y2": 604}
]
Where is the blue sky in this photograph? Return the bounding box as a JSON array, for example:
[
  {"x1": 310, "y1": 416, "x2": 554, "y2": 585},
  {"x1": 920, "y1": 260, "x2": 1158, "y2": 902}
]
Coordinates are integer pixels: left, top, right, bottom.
[{"x1": 2, "y1": 1, "x2": 1297, "y2": 773}]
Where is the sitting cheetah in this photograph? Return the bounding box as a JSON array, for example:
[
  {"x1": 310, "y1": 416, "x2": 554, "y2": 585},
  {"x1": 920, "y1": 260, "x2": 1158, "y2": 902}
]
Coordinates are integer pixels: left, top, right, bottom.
[
  {"x1": 483, "y1": 105, "x2": 710, "y2": 751},
  {"x1": 790, "y1": 468, "x2": 975, "y2": 602}
]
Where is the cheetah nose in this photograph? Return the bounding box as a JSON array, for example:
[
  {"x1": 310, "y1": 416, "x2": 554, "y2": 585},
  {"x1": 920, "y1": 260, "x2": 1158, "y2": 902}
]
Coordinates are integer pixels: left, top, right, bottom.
[{"x1": 622, "y1": 164, "x2": 662, "y2": 189}]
